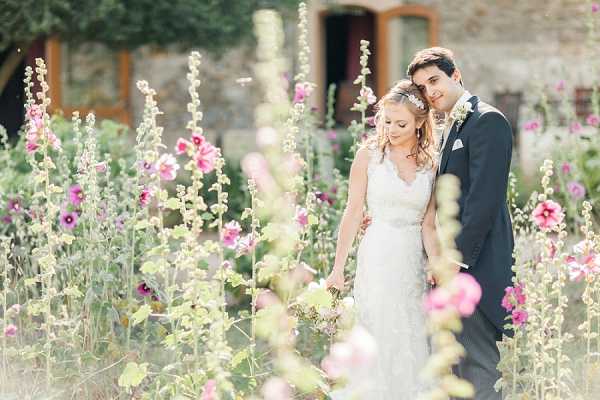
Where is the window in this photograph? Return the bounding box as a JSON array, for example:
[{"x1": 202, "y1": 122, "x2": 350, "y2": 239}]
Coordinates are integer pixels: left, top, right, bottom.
[{"x1": 46, "y1": 37, "x2": 131, "y2": 125}]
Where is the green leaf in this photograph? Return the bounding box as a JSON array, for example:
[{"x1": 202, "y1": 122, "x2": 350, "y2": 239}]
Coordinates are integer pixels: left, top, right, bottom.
[
  {"x1": 308, "y1": 214, "x2": 318, "y2": 226},
  {"x1": 140, "y1": 261, "x2": 158, "y2": 274},
  {"x1": 131, "y1": 304, "x2": 152, "y2": 326},
  {"x1": 118, "y1": 362, "x2": 148, "y2": 388},
  {"x1": 299, "y1": 287, "x2": 332, "y2": 310},
  {"x1": 226, "y1": 270, "x2": 247, "y2": 288},
  {"x1": 171, "y1": 225, "x2": 188, "y2": 239},
  {"x1": 231, "y1": 348, "x2": 249, "y2": 368},
  {"x1": 165, "y1": 198, "x2": 180, "y2": 210}
]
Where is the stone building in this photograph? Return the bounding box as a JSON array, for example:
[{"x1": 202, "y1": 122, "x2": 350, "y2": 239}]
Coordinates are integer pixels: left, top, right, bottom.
[{"x1": 1, "y1": 0, "x2": 596, "y2": 166}]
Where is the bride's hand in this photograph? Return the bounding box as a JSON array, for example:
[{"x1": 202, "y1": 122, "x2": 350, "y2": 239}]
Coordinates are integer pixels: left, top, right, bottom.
[{"x1": 326, "y1": 269, "x2": 345, "y2": 292}]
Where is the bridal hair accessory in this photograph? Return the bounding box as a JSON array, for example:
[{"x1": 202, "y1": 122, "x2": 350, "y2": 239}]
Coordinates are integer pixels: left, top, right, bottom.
[{"x1": 401, "y1": 92, "x2": 425, "y2": 110}]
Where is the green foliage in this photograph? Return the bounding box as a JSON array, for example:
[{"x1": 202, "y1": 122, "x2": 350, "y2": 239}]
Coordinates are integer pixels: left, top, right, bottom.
[{"x1": 0, "y1": 0, "x2": 299, "y2": 53}]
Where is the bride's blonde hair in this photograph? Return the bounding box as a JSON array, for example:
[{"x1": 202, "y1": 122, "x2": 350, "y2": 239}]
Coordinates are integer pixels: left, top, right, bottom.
[{"x1": 365, "y1": 80, "x2": 435, "y2": 169}]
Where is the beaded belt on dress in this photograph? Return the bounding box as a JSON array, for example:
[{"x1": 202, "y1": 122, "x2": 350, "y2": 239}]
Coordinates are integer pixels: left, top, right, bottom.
[{"x1": 370, "y1": 218, "x2": 422, "y2": 229}]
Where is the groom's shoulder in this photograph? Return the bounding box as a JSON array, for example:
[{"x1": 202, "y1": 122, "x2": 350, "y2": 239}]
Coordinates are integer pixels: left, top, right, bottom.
[{"x1": 473, "y1": 99, "x2": 511, "y2": 128}]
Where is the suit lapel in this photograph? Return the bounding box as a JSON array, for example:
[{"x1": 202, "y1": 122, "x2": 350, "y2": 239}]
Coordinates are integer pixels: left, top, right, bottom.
[{"x1": 439, "y1": 96, "x2": 480, "y2": 175}]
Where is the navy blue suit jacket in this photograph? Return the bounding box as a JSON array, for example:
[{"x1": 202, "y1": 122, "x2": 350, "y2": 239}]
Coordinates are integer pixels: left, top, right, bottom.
[{"x1": 439, "y1": 96, "x2": 515, "y2": 337}]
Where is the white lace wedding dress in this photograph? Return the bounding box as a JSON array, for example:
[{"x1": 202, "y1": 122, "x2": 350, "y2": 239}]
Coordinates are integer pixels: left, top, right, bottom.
[{"x1": 331, "y1": 146, "x2": 434, "y2": 399}]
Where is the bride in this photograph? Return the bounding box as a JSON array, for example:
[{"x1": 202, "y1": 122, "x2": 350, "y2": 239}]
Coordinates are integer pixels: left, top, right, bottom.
[{"x1": 325, "y1": 79, "x2": 439, "y2": 399}]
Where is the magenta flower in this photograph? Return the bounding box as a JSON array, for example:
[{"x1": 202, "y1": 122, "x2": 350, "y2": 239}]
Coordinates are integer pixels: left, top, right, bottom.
[
  {"x1": 326, "y1": 130, "x2": 337, "y2": 141},
  {"x1": 555, "y1": 80, "x2": 566, "y2": 92},
  {"x1": 2, "y1": 215, "x2": 12, "y2": 224},
  {"x1": 315, "y1": 191, "x2": 334, "y2": 205},
  {"x1": 221, "y1": 221, "x2": 242, "y2": 248},
  {"x1": 567, "y1": 240, "x2": 600, "y2": 281},
  {"x1": 523, "y1": 120, "x2": 541, "y2": 132},
  {"x1": 360, "y1": 87, "x2": 377, "y2": 105},
  {"x1": 511, "y1": 309, "x2": 528, "y2": 327},
  {"x1": 293, "y1": 82, "x2": 312, "y2": 104},
  {"x1": 136, "y1": 282, "x2": 153, "y2": 297},
  {"x1": 586, "y1": 114, "x2": 600, "y2": 127},
  {"x1": 295, "y1": 207, "x2": 308, "y2": 227},
  {"x1": 59, "y1": 211, "x2": 78, "y2": 230},
  {"x1": 532, "y1": 200, "x2": 563, "y2": 230},
  {"x1": 593, "y1": 3, "x2": 600, "y2": 13},
  {"x1": 567, "y1": 181, "x2": 586, "y2": 200},
  {"x1": 191, "y1": 132, "x2": 206, "y2": 148},
  {"x1": 7, "y1": 198, "x2": 22, "y2": 213},
  {"x1": 424, "y1": 273, "x2": 482, "y2": 317},
  {"x1": 560, "y1": 162, "x2": 572, "y2": 174},
  {"x1": 3, "y1": 324, "x2": 17, "y2": 337},
  {"x1": 25, "y1": 140, "x2": 39, "y2": 154},
  {"x1": 69, "y1": 184, "x2": 85, "y2": 206},
  {"x1": 175, "y1": 138, "x2": 193, "y2": 155},
  {"x1": 139, "y1": 187, "x2": 153, "y2": 207},
  {"x1": 501, "y1": 284, "x2": 526, "y2": 311},
  {"x1": 200, "y1": 379, "x2": 217, "y2": 400},
  {"x1": 194, "y1": 142, "x2": 218, "y2": 173},
  {"x1": 366, "y1": 115, "x2": 376, "y2": 126},
  {"x1": 157, "y1": 153, "x2": 179, "y2": 181},
  {"x1": 261, "y1": 377, "x2": 292, "y2": 400},
  {"x1": 569, "y1": 121, "x2": 583, "y2": 134}
]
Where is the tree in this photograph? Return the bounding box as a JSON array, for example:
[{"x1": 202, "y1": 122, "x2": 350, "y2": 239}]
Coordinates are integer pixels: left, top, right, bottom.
[{"x1": 0, "y1": 0, "x2": 299, "y2": 95}]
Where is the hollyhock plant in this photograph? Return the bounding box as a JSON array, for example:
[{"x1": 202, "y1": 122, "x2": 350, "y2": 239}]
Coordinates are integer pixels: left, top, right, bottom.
[
  {"x1": 424, "y1": 273, "x2": 482, "y2": 317},
  {"x1": 8, "y1": 304, "x2": 21, "y2": 315},
  {"x1": 532, "y1": 200, "x2": 563, "y2": 230},
  {"x1": 360, "y1": 86, "x2": 377, "y2": 105},
  {"x1": 501, "y1": 284, "x2": 526, "y2": 312},
  {"x1": 200, "y1": 379, "x2": 217, "y2": 400},
  {"x1": 511, "y1": 309, "x2": 528, "y2": 327},
  {"x1": 4, "y1": 324, "x2": 17, "y2": 337},
  {"x1": 586, "y1": 114, "x2": 600, "y2": 127},
  {"x1": 236, "y1": 233, "x2": 257, "y2": 256},
  {"x1": 566, "y1": 181, "x2": 586, "y2": 200},
  {"x1": 321, "y1": 326, "x2": 377, "y2": 379},
  {"x1": 221, "y1": 221, "x2": 242, "y2": 248},
  {"x1": 555, "y1": 80, "x2": 566, "y2": 92},
  {"x1": 175, "y1": 138, "x2": 193, "y2": 155},
  {"x1": 191, "y1": 132, "x2": 206, "y2": 148},
  {"x1": 138, "y1": 159, "x2": 157, "y2": 176},
  {"x1": 560, "y1": 162, "x2": 572, "y2": 174},
  {"x1": 157, "y1": 154, "x2": 179, "y2": 181},
  {"x1": 523, "y1": 120, "x2": 541, "y2": 132},
  {"x1": 566, "y1": 240, "x2": 600, "y2": 281},
  {"x1": 1, "y1": 215, "x2": 11, "y2": 224},
  {"x1": 136, "y1": 282, "x2": 153, "y2": 297},
  {"x1": 139, "y1": 187, "x2": 153, "y2": 207},
  {"x1": 295, "y1": 206, "x2": 308, "y2": 227},
  {"x1": 7, "y1": 198, "x2": 22, "y2": 213},
  {"x1": 366, "y1": 115, "x2": 376, "y2": 126},
  {"x1": 95, "y1": 161, "x2": 108, "y2": 173},
  {"x1": 569, "y1": 121, "x2": 582, "y2": 134},
  {"x1": 69, "y1": 184, "x2": 85, "y2": 206},
  {"x1": 194, "y1": 142, "x2": 218, "y2": 173},
  {"x1": 593, "y1": 2, "x2": 600, "y2": 13},
  {"x1": 326, "y1": 130, "x2": 337, "y2": 141},
  {"x1": 59, "y1": 211, "x2": 78, "y2": 230},
  {"x1": 293, "y1": 82, "x2": 312, "y2": 103}
]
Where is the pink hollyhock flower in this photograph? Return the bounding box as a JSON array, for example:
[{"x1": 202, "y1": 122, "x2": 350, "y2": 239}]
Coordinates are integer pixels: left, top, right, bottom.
[
  {"x1": 256, "y1": 289, "x2": 278, "y2": 309},
  {"x1": 261, "y1": 377, "x2": 292, "y2": 400},
  {"x1": 568, "y1": 261, "x2": 588, "y2": 282},
  {"x1": 115, "y1": 213, "x2": 128, "y2": 231},
  {"x1": 593, "y1": 3, "x2": 600, "y2": 13},
  {"x1": 523, "y1": 120, "x2": 541, "y2": 132},
  {"x1": 8, "y1": 304, "x2": 21, "y2": 315},
  {"x1": 221, "y1": 221, "x2": 242, "y2": 248},
  {"x1": 293, "y1": 82, "x2": 312, "y2": 104},
  {"x1": 532, "y1": 200, "x2": 563, "y2": 230},
  {"x1": 290, "y1": 262, "x2": 315, "y2": 284},
  {"x1": 295, "y1": 207, "x2": 308, "y2": 227},
  {"x1": 200, "y1": 379, "x2": 217, "y2": 400},
  {"x1": 95, "y1": 162, "x2": 108, "y2": 173},
  {"x1": 321, "y1": 326, "x2": 377, "y2": 379},
  {"x1": 561, "y1": 162, "x2": 572, "y2": 174},
  {"x1": 236, "y1": 233, "x2": 257, "y2": 256},
  {"x1": 567, "y1": 181, "x2": 586, "y2": 200},
  {"x1": 175, "y1": 138, "x2": 192, "y2": 155},
  {"x1": 502, "y1": 284, "x2": 526, "y2": 311},
  {"x1": 555, "y1": 80, "x2": 566, "y2": 92},
  {"x1": 587, "y1": 114, "x2": 600, "y2": 127},
  {"x1": 315, "y1": 191, "x2": 334, "y2": 205},
  {"x1": 139, "y1": 187, "x2": 153, "y2": 207},
  {"x1": 511, "y1": 309, "x2": 528, "y2": 327},
  {"x1": 69, "y1": 184, "x2": 85, "y2": 206},
  {"x1": 194, "y1": 142, "x2": 218, "y2": 173},
  {"x1": 4, "y1": 324, "x2": 17, "y2": 337},
  {"x1": 326, "y1": 130, "x2": 337, "y2": 141},
  {"x1": 157, "y1": 153, "x2": 179, "y2": 181},
  {"x1": 366, "y1": 115, "x2": 376, "y2": 126},
  {"x1": 26, "y1": 139, "x2": 39, "y2": 154},
  {"x1": 425, "y1": 273, "x2": 482, "y2": 317},
  {"x1": 138, "y1": 160, "x2": 157, "y2": 176},
  {"x1": 59, "y1": 211, "x2": 78, "y2": 230},
  {"x1": 360, "y1": 87, "x2": 377, "y2": 105},
  {"x1": 136, "y1": 282, "x2": 153, "y2": 297},
  {"x1": 1, "y1": 215, "x2": 12, "y2": 224},
  {"x1": 241, "y1": 152, "x2": 276, "y2": 192},
  {"x1": 569, "y1": 121, "x2": 583, "y2": 134},
  {"x1": 191, "y1": 132, "x2": 206, "y2": 148},
  {"x1": 7, "y1": 198, "x2": 22, "y2": 213},
  {"x1": 47, "y1": 131, "x2": 61, "y2": 151}
]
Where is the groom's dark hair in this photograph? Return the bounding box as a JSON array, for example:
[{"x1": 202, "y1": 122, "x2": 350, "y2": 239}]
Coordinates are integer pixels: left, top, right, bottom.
[{"x1": 406, "y1": 47, "x2": 457, "y2": 79}]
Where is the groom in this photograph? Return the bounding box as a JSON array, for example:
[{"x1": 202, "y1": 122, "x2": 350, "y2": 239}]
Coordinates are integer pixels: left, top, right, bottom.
[{"x1": 408, "y1": 47, "x2": 514, "y2": 399}]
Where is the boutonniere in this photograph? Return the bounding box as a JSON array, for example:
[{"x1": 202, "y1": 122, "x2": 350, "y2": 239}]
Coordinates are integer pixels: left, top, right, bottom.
[{"x1": 450, "y1": 102, "x2": 473, "y2": 129}]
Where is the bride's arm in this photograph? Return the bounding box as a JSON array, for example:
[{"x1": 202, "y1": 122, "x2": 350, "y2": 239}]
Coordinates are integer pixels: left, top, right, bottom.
[
  {"x1": 325, "y1": 147, "x2": 370, "y2": 290},
  {"x1": 422, "y1": 178, "x2": 440, "y2": 278}
]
